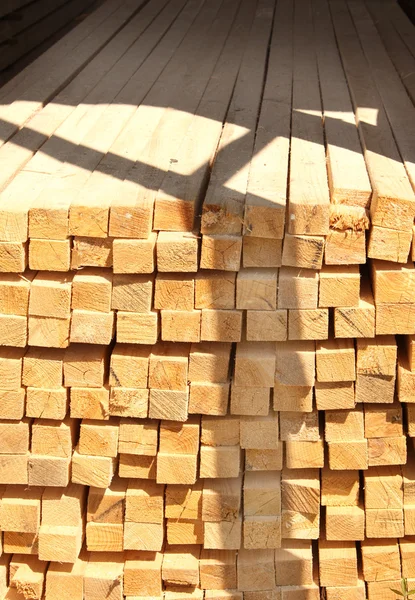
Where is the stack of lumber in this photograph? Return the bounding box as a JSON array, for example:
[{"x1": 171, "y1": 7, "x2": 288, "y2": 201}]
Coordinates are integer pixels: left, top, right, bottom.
[{"x1": 0, "y1": 0, "x2": 415, "y2": 597}]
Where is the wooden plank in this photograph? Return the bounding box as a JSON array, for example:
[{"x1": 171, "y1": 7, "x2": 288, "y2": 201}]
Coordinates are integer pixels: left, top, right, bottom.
[
  {"x1": 281, "y1": 234, "x2": 325, "y2": 270},
  {"x1": 155, "y1": 273, "x2": 194, "y2": 311},
  {"x1": 64, "y1": 344, "x2": 109, "y2": 388},
  {"x1": 124, "y1": 551, "x2": 163, "y2": 597},
  {"x1": 319, "y1": 540, "x2": 358, "y2": 587},
  {"x1": 275, "y1": 340, "x2": 315, "y2": 387},
  {"x1": 280, "y1": 411, "x2": 319, "y2": 442},
  {"x1": 319, "y1": 265, "x2": 360, "y2": 308},
  {"x1": 46, "y1": 552, "x2": 87, "y2": 600},
  {"x1": 316, "y1": 338, "x2": 356, "y2": 382},
  {"x1": 73, "y1": 267, "x2": 113, "y2": 312},
  {"x1": 281, "y1": 468, "x2": 320, "y2": 538},
  {"x1": 72, "y1": 236, "x2": 113, "y2": 269},
  {"x1": 285, "y1": 440, "x2": 324, "y2": 469},
  {"x1": 236, "y1": 268, "x2": 277, "y2": 310},
  {"x1": 274, "y1": 382, "x2": 313, "y2": 412},
  {"x1": 361, "y1": 539, "x2": 401, "y2": 582},
  {"x1": 154, "y1": 0, "x2": 257, "y2": 232},
  {"x1": 72, "y1": 450, "x2": 116, "y2": 488},
  {"x1": 321, "y1": 468, "x2": 360, "y2": 506},
  {"x1": 108, "y1": 0, "x2": 243, "y2": 240},
  {"x1": 288, "y1": 308, "x2": 328, "y2": 341},
  {"x1": 118, "y1": 418, "x2": 157, "y2": 454},
  {"x1": 370, "y1": 260, "x2": 415, "y2": 304},
  {"x1": 325, "y1": 406, "x2": 364, "y2": 443},
  {"x1": 195, "y1": 271, "x2": 235, "y2": 310},
  {"x1": 242, "y1": 236, "x2": 283, "y2": 268},
  {"x1": 10, "y1": 554, "x2": 48, "y2": 599},
  {"x1": 200, "y1": 0, "x2": 275, "y2": 236},
  {"x1": 84, "y1": 552, "x2": 124, "y2": 600},
  {"x1": 113, "y1": 234, "x2": 155, "y2": 274},
  {"x1": 0, "y1": 0, "x2": 146, "y2": 142},
  {"x1": 275, "y1": 541, "x2": 313, "y2": 586},
  {"x1": 243, "y1": 0, "x2": 293, "y2": 240},
  {"x1": 68, "y1": 0, "x2": 206, "y2": 241},
  {"x1": 325, "y1": 505, "x2": 365, "y2": 541},
  {"x1": 0, "y1": 0, "x2": 100, "y2": 72},
  {"x1": 334, "y1": 279, "x2": 375, "y2": 338},
  {"x1": 365, "y1": 403, "x2": 403, "y2": 438},
  {"x1": 278, "y1": 267, "x2": 318, "y2": 310},
  {"x1": 348, "y1": 0, "x2": 415, "y2": 192},
  {"x1": 313, "y1": 0, "x2": 371, "y2": 207},
  {"x1": 325, "y1": 229, "x2": 366, "y2": 265},
  {"x1": 379, "y1": 0, "x2": 415, "y2": 60},
  {"x1": 246, "y1": 310, "x2": 287, "y2": 342},
  {"x1": 0, "y1": 0, "x2": 125, "y2": 100},
  {"x1": 0, "y1": 0, "x2": 177, "y2": 242},
  {"x1": 329, "y1": 0, "x2": 415, "y2": 236},
  {"x1": 368, "y1": 223, "x2": 412, "y2": 263},
  {"x1": 0, "y1": 347, "x2": 24, "y2": 390},
  {"x1": 0, "y1": 0, "x2": 68, "y2": 44},
  {"x1": 200, "y1": 234, "x2": 242, "y2": 271},
  {"x1": 287, "y1": 0, "x2": 330, "y2": 236},
  {"x1": 365, "y1": 0, "x2": 415, "y2": 105},
  {"x1": 329, "y1": 204, "x2": 370, "y2": 228},
  {"x1": 188, "y1": 342, "x2": 231, "y2": 384}
]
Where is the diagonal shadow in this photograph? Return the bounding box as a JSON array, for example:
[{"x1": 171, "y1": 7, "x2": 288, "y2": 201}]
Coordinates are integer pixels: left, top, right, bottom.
[{"x1": 0, "y1": 109, "x2": 397, "y2": 225}]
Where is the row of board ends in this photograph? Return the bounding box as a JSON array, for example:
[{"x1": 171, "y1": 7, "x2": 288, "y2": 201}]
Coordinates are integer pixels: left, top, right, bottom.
[{"x1": 3, "y1": 224, "x2": 415, "y2": 275}]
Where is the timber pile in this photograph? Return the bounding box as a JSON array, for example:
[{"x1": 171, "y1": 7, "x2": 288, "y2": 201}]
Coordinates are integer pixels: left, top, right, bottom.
[{"x1": 0, "y1": 0, "x2": 414, "y2": 598}]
